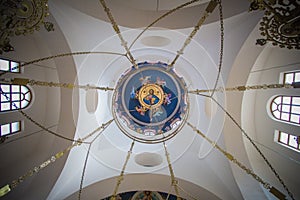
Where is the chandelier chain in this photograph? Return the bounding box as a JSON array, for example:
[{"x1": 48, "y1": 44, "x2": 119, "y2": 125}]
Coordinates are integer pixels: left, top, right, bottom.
[
  {"x1": 0, "y1": 119, "x2": 113, "y2": 197},
  {"x1": 110, "y1": 140, "x2": 135, "y2": 200},
  {"x1": 168, "y1": 0, "x2": 218, "y2": 69},
  {"x1": 210, "y1": 0, "x2": 224, "y2": 97},
  {"x1": 99, "y1": 0, "x2": 138, "y2": 69},
  {"x1": 10, "y1": 78, "x2": 114, "y2": 91},
  {"x1": 210, "y1": 97, "x2": 295, "y2": 200},
  {"x1": 0, "y1": 88, "x2": 82, "y2": 143},
  {"x1": 129, "y1": 0, "x2": 203, "y2": 49},
  {"x1": 0, "y1": 51, "x2": 125, "y2": 77},
  {"x1": 176, "y1": 184, "x2": 199, "y2": 200},
  {"x1": 78, "y1": 144, "x2": 92, "y2": 200},
  {"x1": 189, "y1": 83, "x2": 294, "y2": 94},
  {"x1": 163, "y1": 142, "x2": 182, "y2": 200},
  {"x1": 186, "y1": 122, "x2": 293, "y2": 199}
]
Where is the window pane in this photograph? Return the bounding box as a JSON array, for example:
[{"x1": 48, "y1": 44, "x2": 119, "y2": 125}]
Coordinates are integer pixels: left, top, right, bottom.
[
  {"x1": 272, "y1": 103, "x2": 278, "y2": 111},
  {"x1": 21, "y1": 100, "x2": 29, "y2": 108},
  {"x1": 290, "y1": 114, "x2": 299, "y2": 123},
  {"x1": 282, "y1": 96, "x2": 291, "y2": 104},
  {"x1": 1, "y1": 102, "x2": 10, "y2": 111},
  {"x1": 274, "y1": 96, "x2": 282, "y2": 104},
  {"x1": 282, "y1": 105, "x2": 290, "y2": 112},
  {"x1": 25, "y1": 93, "x2": 31, "y2": 101},
  {"x1": 1, "y1": 85, "x2": 10, "y2": 92},
  {"x1": 289, "y1": 136, "x2": 298, "y2": 148},
  {"x1": 12, "y1": 85, "x2": 20, "y2": 92},
  {"x1": 21, "y1": 86, "x2": 28, "y2": 94},
  {"x1": 0, "y1": 60, "x2": 9, "y2": 71},
  {"x1": 11, "y1": 93, "x2": 20, "y2": 101},
  {"x1": 11, "y1": 61, "x2": 20, "y2": 72},
  {"x1": 1, "y1": 124, "x2": 10, "y2": 136},
  {"x1": 279, "y1": 132, "x2": 288, "y2": 144},
  {"x1": 13, "y1": 101, "x2": 20, "y2": 109},
  {"x1": 273, "y1": 110, "x2": 280, "y2": 119},
  {"x1": 293, "y1": 97, "x2": 300, "y2": 105},
  {"x1": 11, "y1": 122, "x2": 20, "y2": 133},
  {"x1": 285, "y1": 73, "x2": 294, "y2": 84},
  {"x1": 1, "y1": 94, "x2": 7, "y2": 101},
  {"x1": 291, "y1": 106, "x2": 300, "y2": 114},
  {"x1": 295, "y1": 73, "x2": 300, "y2": 82},
  {"x1": 281, "y1": 112, "x2": 289, "y2": 121}
]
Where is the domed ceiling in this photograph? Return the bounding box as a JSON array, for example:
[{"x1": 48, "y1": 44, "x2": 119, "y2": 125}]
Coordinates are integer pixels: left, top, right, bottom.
[{"x1": 0, "y1": 0, "x2": 299, "y2": 200}]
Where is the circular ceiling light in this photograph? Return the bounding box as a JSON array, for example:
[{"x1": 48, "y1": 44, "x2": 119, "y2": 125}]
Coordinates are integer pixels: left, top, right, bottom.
[{"x1": 112, "y1": 61, "x2": 189, "y2": 143}]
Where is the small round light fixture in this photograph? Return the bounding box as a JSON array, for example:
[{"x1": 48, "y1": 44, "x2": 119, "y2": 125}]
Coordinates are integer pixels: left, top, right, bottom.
[{"x1": 112, "y1": 62, "x2": 189, "y2": 143}]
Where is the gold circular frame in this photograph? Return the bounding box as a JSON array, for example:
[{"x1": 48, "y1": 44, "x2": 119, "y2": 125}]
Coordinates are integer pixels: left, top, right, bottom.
[{"x1": 138, "y1": 83, "x2": 164, "y2": 109}]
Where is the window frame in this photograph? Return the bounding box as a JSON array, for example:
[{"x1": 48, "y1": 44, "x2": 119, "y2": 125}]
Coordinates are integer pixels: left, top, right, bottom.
[
  {"x1": 270, "y1": 95, "x2": 300, "y2": 125},
  {"x1": 0, "y1": 84, "x2": 32, "y2": 112},
  {"x1": 0, "y1": 121, "x2": 22, "y2": 137},
  {"x1": 275, "y1": 130, "x2": 300, "y2": 152},
  {"x1": 0, "y1": 58, "x2": 21, "y2": 73},
  {"x1": 282, "y1": 70, "x2": 300, "y2": 84}
]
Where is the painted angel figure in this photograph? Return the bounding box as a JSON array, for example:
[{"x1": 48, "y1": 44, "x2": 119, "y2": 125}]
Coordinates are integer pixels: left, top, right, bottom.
[
  {"x1": 135, "y1": 105, "x2": 146, "y2": 116},
  {"x1": 164, "y1": 93, "x2": 172, "y2": 105},
  {"x1": 156, "y1": 77, "x2": 166, "y2": 87},
  {"x1": 139, "y1": 76, "x2": 151, "y2": 85},
  {"x1": 130, "y1": 87, "x2": 136, "y2": 99}
]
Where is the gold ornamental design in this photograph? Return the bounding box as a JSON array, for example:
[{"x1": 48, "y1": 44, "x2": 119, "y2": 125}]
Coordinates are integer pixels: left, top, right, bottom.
[{"x1": 138, "y1": 84, "x2": 164, "y2": 109}]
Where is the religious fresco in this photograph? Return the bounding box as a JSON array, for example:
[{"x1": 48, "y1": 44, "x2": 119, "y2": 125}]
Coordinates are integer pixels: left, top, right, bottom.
[
  {"x1": 102, "y1": 190, "x2": 185, "y2": 200},
  {"x1": 113, "y1": 62, "x2": 188, "y2": 143}
]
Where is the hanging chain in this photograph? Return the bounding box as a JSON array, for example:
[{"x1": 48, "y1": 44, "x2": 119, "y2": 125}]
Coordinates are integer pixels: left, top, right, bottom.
[
  {"x1": 0, "y1": 119, "x2": 114, "y2": 197},
  {"x1": 168, "y1": 0, "x2": 218, "y2": 69},
  {"x1": 19, "y1": 110, "x2": 86, "y2": 143},
  {"x1": 110, "y1": 140, "x2": 135, "y2": 200},
  {"x1": 9, "y1": 141, "x2": 81, "y2": 190},
  {"x1": 11, "y1": 78, "x2": 114, "y2": 91},
  {"x1": 99, "y1": 0, "x2": 138, "y2": 69},
  {"x1": 210, "y1": 0, "x2": 224, "y2": 97},
  {"x1": 163, "y1": 142, "x2": 182, "y2": 200},
  {"x1": 176, "y1": 184, "x2": 199, "y2": 200},
  {"x1": 209, "y1": 97, "x2": 295, "y2": 200},
  {"x1": 186, "y1": 122, "x2": 292, "y2": 200},
  {"x1": 0, "y1": 88, "x2": 81, "y2": 143},
  {"x1": 78, "y1": 120, "x2": 113, "y2": 199},
  {"x1": 189, "y1": 83, "x2": 294, "y2": 94},
  {"x1": 0, "y1": 51, "x2": 125, "y2": 77},
  {"x1": 78, "y1": 144, "x2": 92, "y2": 200},
  {"x1": 129, "y1": 0, "x2": 203, "y2": 49}
]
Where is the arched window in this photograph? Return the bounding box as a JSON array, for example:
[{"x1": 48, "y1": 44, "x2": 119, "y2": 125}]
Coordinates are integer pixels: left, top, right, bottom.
[
  {"x1": 271, "y1": 95, "x2": 300, "y2": 125},
  {"x1": 0, "y1": 84, "x2": 32, "y2": 112}
]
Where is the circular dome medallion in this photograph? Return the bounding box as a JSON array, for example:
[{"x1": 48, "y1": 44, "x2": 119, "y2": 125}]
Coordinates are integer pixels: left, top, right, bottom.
[{"x1": 112, "y1": 62, "x2": 189, "y2": 143}]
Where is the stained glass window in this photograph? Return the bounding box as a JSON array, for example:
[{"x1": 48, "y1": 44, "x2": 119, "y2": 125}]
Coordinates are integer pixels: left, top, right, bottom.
[
  {"x1": 0, "y1": 121, "x2": 21, "y2": 137},
  {"x1": 0, "y1": 58, "x2": 20, "y2": 73},
  {"x1": 0, "y1": 84, "x2": 32, "y2": 112}
]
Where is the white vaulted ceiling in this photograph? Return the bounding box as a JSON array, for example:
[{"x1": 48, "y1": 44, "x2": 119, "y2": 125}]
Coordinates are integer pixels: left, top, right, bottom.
[{"x1": 0, "y1": 1, "x2": 299, "y2": 200}]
